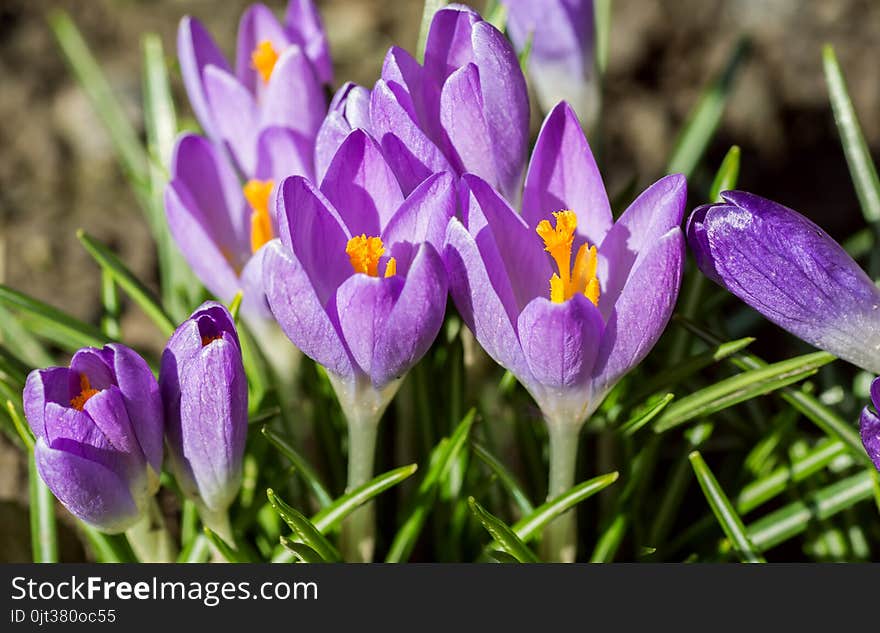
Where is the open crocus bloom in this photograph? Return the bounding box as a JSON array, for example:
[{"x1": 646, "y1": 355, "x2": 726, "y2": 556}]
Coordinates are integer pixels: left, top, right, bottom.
[
  {"x1": 860, "y1": 378, "x2": 880, "y2": 472},
  {"x1": 445, "y1": 102, "x2": 687, "y2": 427},
  {"x1": 688, "y1": 191, "x2": 880, "y2": 374},
  {"x1": 263, "y1": 129, "x2": 454, "y2": 416},
  {"x1": 365, "y1": 5, "x2": 528, "y2": 199},
  {"x1": 24, "y1": 345, "x2": 163, "y2": 533},
  {"x1": 503, "y1": 0, "x2": 599, "y2": 129},
  {"x1": 178, "y1": 0, "x2": 330, "y2": 175}
]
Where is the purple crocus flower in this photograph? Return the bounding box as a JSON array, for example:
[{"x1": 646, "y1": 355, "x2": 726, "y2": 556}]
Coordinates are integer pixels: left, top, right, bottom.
[
  {"x1": 360, "y1": 5, "x2": 528, "y2": 200},
  {"x1": 444, "y1": 101, "x2": 685, "y2": 560},
  {"x1": 315, "y1": 82, "x2": 373, "y2": 183},
  {"x1": 178, "y1": 0, "x2": 330, "y2": 175},
  {"x1": 160, "y1": 302, "x2": 248, "y2": 538},
  {"x1": 860, "y1": 378, "x2": 880, "y2": 472},
  {"x1": 23, "y1": 345, "x2": 163, "y2": 533},
  {"x1": 503, "y1": 0, "x2": 600, "y2": 128},
  {"x1": 688, "y1": 191, "x2": 880, "y2": 374}
]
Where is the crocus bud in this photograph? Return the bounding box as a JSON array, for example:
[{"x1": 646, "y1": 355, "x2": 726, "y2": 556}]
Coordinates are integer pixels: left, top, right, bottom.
[
  {"x1": 23, "y1": 344, "x2": 163, "y2": 533},
  {"x1": 160, "y1": 302, "x2": 248, "y2": 523}
]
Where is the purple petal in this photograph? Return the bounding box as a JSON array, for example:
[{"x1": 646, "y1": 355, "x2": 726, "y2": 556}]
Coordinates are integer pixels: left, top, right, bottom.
[
  {"x1": 315, "y1": 82, "x2": 373, "y2": 183},
  {"x1": 689, "y1": 190, "x2": 880, "y2": 374},
  {"x1": 261, "y1": 45, "x2": 325, "y2": 144},
  {"x1": 381, "y1": 47, "x2": 444, "y2": 147},
  {"x1": 517, "y1": 293, "x2": 604, "y2": 423},
  {"x1": 177, "y1": 16, "x2": 231, "y2": 139},
  {"x1": 235, "y1": 2, "x2": 289, "y2": 94},
  {"x1": 274, "y1": 176, "x2": 352, "y2": 305},
  {"x1": 872, "y1": 376, "x2": 880, "y2": 411},
  {"x1": 597, "y1": 173, "x2": 686, "y2": 319},
  {"x1": 372, "y1": 243, "x2": 448, "y2": 388},
  {"x1": 204, "y1": 65, "x2": 259, "y2": 174},
  {"x1": 444, "y1": 218, "x2": 532, "y2": 382},
  {"x1": 255, "y1": 125, "x2": 315, "y2": 182},
  {"x1": 24, "y1": 367, "x2": 75, "y2": 441},
  {"x1": 593, "y1": 229, "x2": 685, "y2": 394},
  {"x1": 369, "y1": 79, "x2": 453, "y2": 195},
  {"x1": 35, "y1": 437, "x2": 140, "y2": 533},
  {"x1": 470, "y1": 20, "x2": 530, "y2": 200},
  {"x1": 439, "y1": 63, "x2": 492, "y2": 181},
  {"x1": 69, "y1": 347, "x2": 114, "y2": 390},
  {"x1": 102, "y1": 344, "x2": 163, "y2": 475},
  {"x1": 263, "y1": 240, "x2": 354, "y2": 379},
  {"x1": 522, "y1": 102, "x2": 611, "y2": 247},
  {"x1": 423, "y1": 6, "x2": 481, "y2": 83},
  {"x1": 860, "y1": 406, "x2": 880, "y2": 472},
  {"x1": 461, "y1": 174, "x2": 550, "y2": 311},
  {"x1": 284, "y1": 0, "x2": 333, "y2": 84},
  {"x1": 81, "y1": 387, "x2": 146, "y2": 479},
  {"x1": 382, "y1": 171, "x2": 457, "y2": 273},
  {"x1": 320, "y1": 129, "x2": 404, "y2": 236},
  {"x1": 238, "y1": 244, "x2": 273, "y2": 320}
]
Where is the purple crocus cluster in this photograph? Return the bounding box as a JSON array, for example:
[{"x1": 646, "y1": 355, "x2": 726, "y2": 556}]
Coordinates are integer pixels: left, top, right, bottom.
[{"x1": 24, "y1": 303, "x2": 247, "y2": 535}]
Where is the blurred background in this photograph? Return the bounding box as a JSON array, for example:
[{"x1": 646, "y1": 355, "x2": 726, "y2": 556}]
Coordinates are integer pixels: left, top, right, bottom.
[{"x1": 0, "y1": 0, "x2": 878, "y2": 560}]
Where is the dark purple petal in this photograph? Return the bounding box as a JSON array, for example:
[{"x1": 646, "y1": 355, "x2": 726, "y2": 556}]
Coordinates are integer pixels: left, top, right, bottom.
[
  {"x1": 284, "y1": 0, "x2": 333, "y2": 84},
  {"x1": 382, "y1": 171, "x2": 457, "y2": 273},
  {"x1": 177, "y1": 16, "x2": 231, "y2": 139},
  {"x1": 235, "y1": 2, "x2": 289, "y2": 94},
  {"x1": 35, "y1": 438, "x2": 140, "y2": 533},
  {"x1": 255, "y1": 126, "x2": 315, "y2": 182},
  {"x1": 522, "y1": 102, "x2": 611, "y2": 247},
  {"x1": 871, "y1": 376, "x2": 880, "y2": 411},
  {"x1": 439, "y1": 63, "x2": 492, "y2": 181},
  {"x1": 320, "y1": 129, "x2": 404, "y2": 236},
  {"x1": 69, "y1": 347, "x2": 114, "y2": 390},
  {"x1": 24, "y1": 367, "x2": 75, "y2": 441},
  {"x1": 461, "y1": 174, "x2": 550, "y2": 311},
  {"x1": 423, "y1": 6, "x2": 481, "y2": 83},
  {"x1": 444, "y1": 218, "x2": 532, "y2": 382},
  {"x1": 315, "y1": 82, "x2": 372, "y2": 183},
  {"x1": 263, "y1": 240, "x2": 355, "y2": 379},
  {"x1": 274, "y1": 176, "x2": 351, "y2": 305},
  {"x1": 81, "y1": 387, "x2": 146, "y2": 479},
  {"x1": 517, "y1": 293, "x2": 604, "y2": 423},
  {"x1": 597, "y1": 173, "x2": 686, "y2": 319},
  {"x1": 860, "y1": 406, "x2": 880, "y2": 472},
  {"x1": 689, "y1": 190, "x2": 880, "y2": 374},
  {"x1": 204, "y1": 65, "x2": 259, "y2": 174},
  {"x1": 593, "y1": 228, "x2": 684, "y2": 394},
  {"x1": 372, "y1": 243, "x2": 448, "y2": 388},
  {"x1": 261, "y1": 45, "x2": 325, "y2": 144}
]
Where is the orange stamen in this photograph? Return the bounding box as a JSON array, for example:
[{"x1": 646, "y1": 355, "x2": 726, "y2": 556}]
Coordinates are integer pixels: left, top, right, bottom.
[
  {"x1": 536, "y1": 210, "x2": 601, "y2": 305},
  {"x1": 243, "y1": 179, "x2": 275, "y2": 254},
  {"x1": 251, "y1": 40, "x2": 280, "y2": 84},
  {"x1": 70, "y1": 374, "x2": 100, "y2": 411},
  {"x1": 345, "y1": 235, "x2": 397, "y2": 277}
]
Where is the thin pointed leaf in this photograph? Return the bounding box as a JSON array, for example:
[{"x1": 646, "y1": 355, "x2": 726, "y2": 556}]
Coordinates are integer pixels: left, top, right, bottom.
[
  {"x1": 99, "y1": 270, "x2": 121, "y2": 339},
  {"x1": 589, "y1": 513, "x2": 628, "y2": 563},
  {"x1": 468, "y1": 497, "x2": 539, "y2": 563},
  {"x1": 279, "y1": 538, "x2": 324, "y2": 563},
  {"x1": 653, "y1": 351, "x2": 835, "y2": 433},
  {"x1": 28, "y1": 452, "x2": 58, "y2": 563},
  {"x1": 619, "y1": 393, "x2": 675, "y2": 436},
  {"x1": 487, "y1": 550, "x2": 520, "y2": 564},
  {"x1": 0, "y1": 343, "x2": 32, "y2": 387},
  {"x1": 594, "y1": 0, "x2": 611, "y2": 75},
  {"x1": 709, "y1": 145, "x2": 741, "y2": 202},
  {"x1": 204, "y1": 527, "x2": 247, "y2": 562},
  {"x1": 261, "y1": 426, "x2": 333, "y2": 508},
  {"x1": 472, "y1": 442, "x2": 534, "y2": 515},
  {"x1": 79, "y1": 526, "x2": 137, "y2": 563},
  {"x1": 689, "y1": 451, "x2": 764, "y2": 563},
  {"x1": 0, "y1": 304, "x2": 53, "y2": 367},
  {"x1": 178, "y1": 534, "x2": 211, "y2": 563},
  {"x1": 77, "y1": 230, "x2": 176, "y2": 336},
  {"x1": 0, "y1": 284, "x2": 107, "y2": 349},
  {"x1": 7, "y1": 400, "x2": 34, "y2": 451},
  {"x1": 267, "y1": 489, "x2": 340, "y2": 562}
]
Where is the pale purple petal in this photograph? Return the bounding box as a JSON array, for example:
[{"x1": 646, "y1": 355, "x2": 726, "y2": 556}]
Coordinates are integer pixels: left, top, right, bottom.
[
  {"x1": 255, "y1": 125, "x2": 315, "y2": 182},
  {"x1": 235, "y1": 2, "x2": 290, "y2": 94},
  {"x1": 204, "y1": 65, "x2": 259, "y2": 174},
  {"x1": 688, "y1": 190, "x2": 880, "y2": 374},
  {"x1": 860, "y1": 406, "x2": 880, "y2": 472},
  {"x1": 522, "y1": 101, "x2": 611, "y2": 247},
  {"x1": 284, "y1": 0, "x2": 333, "y2": 84},
  {"x1": 177, "y1": 16, "x2": 231, "y2": 139},
  {"x1": 439, "y1": 63, "x2": 492, "y2": 180},
  {"x1": 261, "y1": 45, "x2": 325, "y2": 144},
  {"x1": 423, "y1": 6, "x2": 481, "y2": 83},
  {"x1": 69, "y1": 348, "x2": 114, "y2": 390},
  {"x1": 81, "y1": 387, "x2": 146, "y2": 480},
  {"x1": 238, "y1": 244, "x2": 273, "y2": 320},
  {"x1": 23, "y1": 367, "x2": 72, "y2": 440}
]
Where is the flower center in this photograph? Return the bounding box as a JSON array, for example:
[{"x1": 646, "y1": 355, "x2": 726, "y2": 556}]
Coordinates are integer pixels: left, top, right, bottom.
[
  {"x1": 243, "y1": 179, "x2": 275, "y2": 254},
  {"x1": 201, "y1": 334, "x2": 223, "y2": 347},
  {"x1": 536, "y1": 210, "x2": 600, "y2": 305},
  {"x1": 70, "y1": 373, "x2": 100, "y2": 411},
  {"x1": 345, "y1": 235, "x2": 396, "y2": 277},
  {"x1": 251, "y1": 40, "x2": 280, "y2": 84}
]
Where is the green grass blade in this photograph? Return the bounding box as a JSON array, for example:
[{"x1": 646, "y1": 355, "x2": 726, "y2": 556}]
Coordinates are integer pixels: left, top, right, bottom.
[
  {"x1": 513, "y1": 471, "x2": 620, "y2": 542},
  {"x1": 708, "y1": 145, "x2": 742, "y2": 202},
  {"x1": 28, "y1": 453, "x2": 58, "y2": 563},
  {"x1": 619, "y1": 393, "x2": 675, "y2": 436},
  {"x1": 267, "y1": 489, "x2": 340, "y2": 562},
  {"x1": 0, "y1": 284, "x2": 107, "y2": 349},
  {"x1": 472, "y1": 442, "x2": 534, "y2": 515},
  {"x1": 279, "y1": 538, "x2": 325, "y2": 563},
  {"x1": 689, "y1": 451, "x2": 764, "y2": 562},
  {"x1": 204, "y1": 527, "x2": 248, "y2": 562},
  {"x1": 667, "y1": 39, "x2": 747, "y2": 178},
  {"x1": 7, "y1": 400, "x2": 35, "y2": 451},
  {"x1": 311, "y1": 464, "x2": 418, "y2": 533},
  {"x1": 77, "y1": 230, "x2": 176, "y2": 336},
  {"x1": 653, "y1": 351, "x2": 835, "y2": 432},
  {"x1": 385, "y1": 409, "x2": 476, "y2": 562},
  {"x1": 823, "y1": 45, "x2": 880, "y2": 223},
  {"x1": 100, "y1": 270, "x2": 121, "y2": 339},
  {"x1": 594, "y1": 0, "x2": 612, "y2": 75},
  {"x1": 48, "y1": 11, "x2": 149, "y2": 205},
  {"x1": 417, "y1": 0, "x2": 447, "y2": 63},
  {"x1": 178, "y1": 534, "x2": 211, "y2": 563},
  {"x1": 589, "y1": 513, "x2": 628, "y2": 563},
  {"x1": 261, "y1": 426, "x2": 333, "y2": 508},
  {"x1": 0, "y1": 305, "x2": 53, "y2": 367},
  {"x1": 79, "y1": 526, "x2": 137, "y2": 563},
  {"x1": 468, "y1": 497, "x2": 539, "y2": 563}
]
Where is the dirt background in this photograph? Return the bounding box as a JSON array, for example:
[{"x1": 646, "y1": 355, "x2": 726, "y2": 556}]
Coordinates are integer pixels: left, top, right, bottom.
[{"x1": 0, "y1": 0, "x2": 878, "y2": 560}]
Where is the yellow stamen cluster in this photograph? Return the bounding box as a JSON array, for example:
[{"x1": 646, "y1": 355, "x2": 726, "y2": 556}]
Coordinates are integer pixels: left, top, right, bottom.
[
  {"x1": 345, "y1": 235, "x2": 396, "y2": 278},
  {"x1": 70, "y1": 374, "x2": 100, "y2": 411},
  {"x1": 201, "y1": 334, "x2": 223, "y2": 347},
  {"x1": 243, "y1": 179, "x2": 275, "y2": 254},
  {"x1": 536, "y1": 210, "x2": 600, "y2": 305},
  {"x1": 251, "y1": 40, "x2": 280, "y2": 84}
]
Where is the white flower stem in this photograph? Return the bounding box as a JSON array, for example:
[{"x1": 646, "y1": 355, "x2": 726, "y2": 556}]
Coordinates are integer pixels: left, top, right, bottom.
[
  {"x1": 340, "y1": 412, "x2": 381, "y2": 563},
  {"x1": 125, "y1": 497, "x2": 178, "y2": 563},
  {"x1": 541, "y1": 421, "x2": 583, "y2": 563}
]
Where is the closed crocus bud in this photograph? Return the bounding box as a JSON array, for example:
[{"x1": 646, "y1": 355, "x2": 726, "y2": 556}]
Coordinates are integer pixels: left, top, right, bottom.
[
  {"x1": 160, "y1": 302, "x2": 248, "y2": 537},
  {"x1": 23, "y1": 345, "x2": 163, "y2": 533}
]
